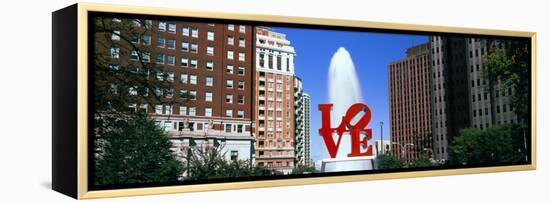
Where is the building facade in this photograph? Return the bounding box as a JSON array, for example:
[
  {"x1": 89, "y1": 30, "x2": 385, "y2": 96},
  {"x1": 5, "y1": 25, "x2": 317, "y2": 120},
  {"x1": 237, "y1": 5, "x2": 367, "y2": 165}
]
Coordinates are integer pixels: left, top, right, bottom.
[
  {"x1": 303, "y1": 93, "x2": 312, "y2": 167},
  {"x1": 253, "y1": 27, "x2": 297, "y2": 174},
  {"x1": 429, "y1": 36, "x2": 518, "y2": 161},
  {"x1": 388, "y1": 43, "x2": 433, "y2": 161},
  {"x1": 294, "y1": 77, "x2": 312, "y2": 167},
  {"x1": 100, "y1": 18, "x2": 256, "y2": 163}
]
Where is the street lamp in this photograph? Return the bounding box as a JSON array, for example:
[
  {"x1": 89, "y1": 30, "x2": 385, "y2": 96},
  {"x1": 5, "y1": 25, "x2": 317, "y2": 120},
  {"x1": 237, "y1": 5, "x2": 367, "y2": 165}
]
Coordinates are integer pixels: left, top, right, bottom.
[
  {"x1": 380, "y1": 121, "x2": 384, "y2": 154},
  {"x1": 392, "y1": 142, "x2": 414, "y2": 159}
]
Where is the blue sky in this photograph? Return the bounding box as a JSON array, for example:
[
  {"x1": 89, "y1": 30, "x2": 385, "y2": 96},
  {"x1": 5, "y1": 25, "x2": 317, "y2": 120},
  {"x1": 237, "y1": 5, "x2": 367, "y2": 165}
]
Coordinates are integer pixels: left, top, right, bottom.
[{"x1": 272, "y1": 27, "x2": 428, "y2": 162}]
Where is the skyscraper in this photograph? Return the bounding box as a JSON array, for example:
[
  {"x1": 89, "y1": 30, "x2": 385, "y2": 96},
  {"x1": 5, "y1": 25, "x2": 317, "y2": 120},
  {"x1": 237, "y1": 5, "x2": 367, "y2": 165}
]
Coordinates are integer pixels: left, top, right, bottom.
[
  {"x1": 303, "y1": 93, "x2": 312, "y2": 167},
  {"x1": 253, "y1": 27, "x2": 297, "y2": 174},
  {"x1": 429, "y1": 36, "x2": 519, "y2": 161},
  {"x1": 294, "y1": 77, "x2": 311, "y2": 167},
  {"x1": 388, "y1": 43, "x2": 433, "y2": 161}
]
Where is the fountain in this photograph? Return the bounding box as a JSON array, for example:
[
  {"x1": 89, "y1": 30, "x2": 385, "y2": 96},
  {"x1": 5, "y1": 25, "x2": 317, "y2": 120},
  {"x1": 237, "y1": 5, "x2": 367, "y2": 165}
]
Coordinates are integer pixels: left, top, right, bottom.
[{"x1": 321, "y1": 47, "x2": 376, "y2": 172}]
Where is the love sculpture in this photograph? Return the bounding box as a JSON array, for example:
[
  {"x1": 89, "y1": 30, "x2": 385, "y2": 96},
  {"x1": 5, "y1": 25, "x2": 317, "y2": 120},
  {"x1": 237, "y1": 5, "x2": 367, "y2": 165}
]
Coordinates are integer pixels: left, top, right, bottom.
[{"x1": 318, "y1": 103, "x2": 373, "y2": 158}]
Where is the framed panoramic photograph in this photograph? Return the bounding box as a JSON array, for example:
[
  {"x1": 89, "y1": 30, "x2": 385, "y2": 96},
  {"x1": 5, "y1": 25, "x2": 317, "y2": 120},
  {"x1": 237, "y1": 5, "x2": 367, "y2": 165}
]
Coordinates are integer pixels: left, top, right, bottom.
[{"x1": 52, "y1": 3, "x2": 536, "y2": 199}]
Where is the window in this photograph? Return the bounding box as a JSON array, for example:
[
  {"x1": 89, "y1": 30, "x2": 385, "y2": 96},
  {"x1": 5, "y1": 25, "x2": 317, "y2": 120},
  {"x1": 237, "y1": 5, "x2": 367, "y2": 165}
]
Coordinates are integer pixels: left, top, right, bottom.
[
  {"x1": 205, "y1": 92, "x2": 213, "y2": 102},
  {"x1": 190, "y1": 59, "x2": 198, "y2": 68},
  {"x1": 130, "y1": 33, "x2": 139, "y2": 43},
  {"x1": 226, "y1": 109, "x2": 233, "y2": 117},
  {"x1": 228, "y1": 24, "x2": 235, "y2": 31},
  {"x1": 167, "y1": 55, "x2": 175, "y2": 65},
  {"x1": 206, "y1": 46, "x2": 214, "y2": 56},
  {"x1": 168, "y1": 23, "x2": 176, "y2": 33},
  {"x1": 129, "y1": 86, "x2": 137, "y2": 96},
  {"x1": 156, "y1": 54, "x2": 165, "y2": 64},
  {"x1": 181, "y1": 42, "x2": 189, "y2": 52},
  {"x1": 179, "y1": 106, "x2": 187, "y2": 115},
  {"x1": 155, "y1": 105, "x2": 163, "y2": 114},
  {"x1": 207, "y1": 31, "x2": 214, "y2": 41},
  {"x1": 189, "y1": 91, "x2": 197, "y2": 100},
  {"x1": 237, "y1": 110, "x2": 244, "y2": 118},
  {"x1": 166, "y1": 88, "x2": 173, "y2": 98},
  {"x1": 239, "y1": 37, "x2": 245, "y2": 47},
  {"x1": 226, "y1": 65, "x2": 234, "y2": 74},
  {"x1": 189, "y1": 107, "x2": 196, "y2": 116},
  {"x1": 158, "y1": 21, "x2": 166, "y2": 32},
  {"x1": 206, "y1": 61, "x2": 214, "y2": 70},
  {"x1": 144, "y1": 20, "x2": 152, "y2": 28},
  {"x1": 226, "y1": 94, "x2": 233, "y2": 103},
  {"x1": 180, "y1": 57, "x2": 188, "y2": 67},
  {"x1": 238, "y1": 66, "x2": 245, "y2": 75},
  {"x1": 238, "y1": 81, "x2": 245, "y2": 89},
  {"x1": 167, "y1": 72, "x2": 174, "y2": 81},
  {"x1": 130, "y1": 50, "x2": 139, "y2": 61},
  {"x1": 205, "y1": 108, "x2": 212, "y2": 117},
  {"x1": 141, "y1": 52, "x2": 150, "y2": 62},
  {"x1": 110, "y1": 47, "x2": 120, "y2": 58},
  {"x1": 190, "y1": 75, "x2": 197, "y2": 84},
  {"x1": 230, "y1": 151, "x2": 238, "y2": 161},
  {"x1": 227, "y1": 51, "x2": 234, "y2": 60},
  {"x1": 238, "y1": 95, "x2": 245, "y2": 104},
  {"x1": 141, "y1": 35, "x2": 151, "y2": 45},
  {"x1": 206, "y1": 77, "x2": 213, "y2": 86},
  {"x1": 225, "y1": 124, "x2": 232, "y2": 133},
  {"x1": 226, "y1": 80, "x2": 233, "y2": 88},
  {"x1": 156, "y1": 72, "x2": 164, "y2": 81},
  {"x1": 167, "y1": 39, "x2": 175, "y2": 49},
  {"x1": 164, "y1": 106, "x2": 171, "y2": 115},
  {"x1": 182, "y1": 26, "x2": 190, "y2": 36},
  {"x1": 181, "y1": 74, "x2": 188, "y2": 83},
  {"x1": 238, "y1": 52, "x2": 245, "y2": 61},
  {"x1": 228, "y1": 36, "x2": 234, "y2": 45},
  {"x1": 111, "y1": 30, "x2": 120, "y2": 41},
  {"x1": 239, "y1": 25, "x2": 246, "y2": 33},
  {"x1": 157, "y1": 37, "x2": 165, "y2": 48},
  {"x1": 191, "y1": 27, "x2": 198, "y2": 38},
  {"x1": 139, "y1": 104, "x2": 148, "y2": 113},
  {"x1": 191, "y1": 43, "x2": 198, "y2": 53},
  {"x1": 259, "y1": 53, "x2": 265, "y2": 67},
  {"x1": 276, "y1": 55, "x2": 281, "y2": 70},
  {"x1": 237, "y1": 124, "x2": 243, "y2": 133}
]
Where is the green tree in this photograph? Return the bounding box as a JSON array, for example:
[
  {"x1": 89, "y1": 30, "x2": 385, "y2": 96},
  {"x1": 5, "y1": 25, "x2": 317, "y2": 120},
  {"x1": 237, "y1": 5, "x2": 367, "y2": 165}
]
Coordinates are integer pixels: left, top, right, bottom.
[
  {"x1": 484, "y1": 42, "x2": 530, "y2": 124},
  {"x1": 409, "y1": 154, "x2": 441, "y2": 168},
  {"x1": 92, "y1": 17, "x2": 196, "y2": 186},
  {"x1": 376, "y1": 153, "x2": 406, "y2": 169},
  {"x1": 94, "y1": 112, "x2": 183, "y2": 185},
  {"x1": 291, "y1": 165, "x2": 317, "y2": 174},
  {"x1": 448, "y1": 125, "x2": 525, "y2": 166},
  {"x1": 184, "y1": 145, "x2": 277, "y2": 180}
]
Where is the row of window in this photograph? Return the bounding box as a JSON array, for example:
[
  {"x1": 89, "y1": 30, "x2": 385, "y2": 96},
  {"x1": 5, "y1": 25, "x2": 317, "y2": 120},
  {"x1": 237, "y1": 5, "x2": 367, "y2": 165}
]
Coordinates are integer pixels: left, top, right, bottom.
[
  {"x1": 150, "y1": 104, "x2": 246, "y2": 118},
  {"x1": 120, "y1": 18, "x2": 247, "y2": 35},
  {"x1": 124, "y1": 32, "x2": 247, "y2": 50},
  {"x1": 113, "y1": 44, "x2": 246, "y2": 62}
]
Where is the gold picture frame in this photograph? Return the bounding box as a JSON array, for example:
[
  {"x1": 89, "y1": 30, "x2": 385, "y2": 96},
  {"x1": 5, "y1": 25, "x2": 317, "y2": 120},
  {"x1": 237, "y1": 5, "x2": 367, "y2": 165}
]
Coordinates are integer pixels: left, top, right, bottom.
[{"x1": 52, "y1": 3, "x2": 536, "y2": 199}]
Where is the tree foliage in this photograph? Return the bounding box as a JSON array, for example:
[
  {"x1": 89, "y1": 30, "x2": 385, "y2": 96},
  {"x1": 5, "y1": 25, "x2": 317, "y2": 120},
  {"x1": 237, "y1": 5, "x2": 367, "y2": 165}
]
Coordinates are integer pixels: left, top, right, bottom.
[
  {"x1": 94, "y1": 112, "x2": 183, "y2": 185},
  {"x1": 448, "y1": 125, "x2": 526, "y2": 166},
  {"x1": 484, "y1": 42, "x2": 530, "y2": 123},
  {"x1": 184, "y1": 146, "x2": 277, "y2": 180},
  {"x1": 376, "y1": 154, "x2": 406, "y2": 169},
  {"x1": 291, "y1": 165, "x2": 317, "y2": 174}
]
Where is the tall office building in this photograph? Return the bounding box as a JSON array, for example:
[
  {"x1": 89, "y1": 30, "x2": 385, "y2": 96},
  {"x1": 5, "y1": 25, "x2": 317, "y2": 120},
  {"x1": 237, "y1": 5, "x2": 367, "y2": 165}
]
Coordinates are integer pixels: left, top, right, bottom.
[
  {"x1": 303, "y1": 93, "x2": 312, "y2": 167},
  {"x1": 97, "y1": 18, "x2": 256, "y2": 162},
  {"x1": 388, "y1": 43, "x2": 433, "y2": 161},
  {"x1": 294, "y1": 77, "x2": 311, "y2": 167},
  {"x1": 429, "y1": 36, "x2": 518, "y2": 161},
  {"x1": 253, "y1": 27, "x2": 297, "y2": 174}
]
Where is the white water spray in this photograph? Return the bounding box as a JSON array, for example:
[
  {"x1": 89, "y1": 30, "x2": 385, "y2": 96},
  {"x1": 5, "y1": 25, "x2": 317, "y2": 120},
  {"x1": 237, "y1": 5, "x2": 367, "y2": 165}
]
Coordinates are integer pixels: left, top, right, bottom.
[{"x1": 327, "y1": 47, "x2": 364, "y2": 159}]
